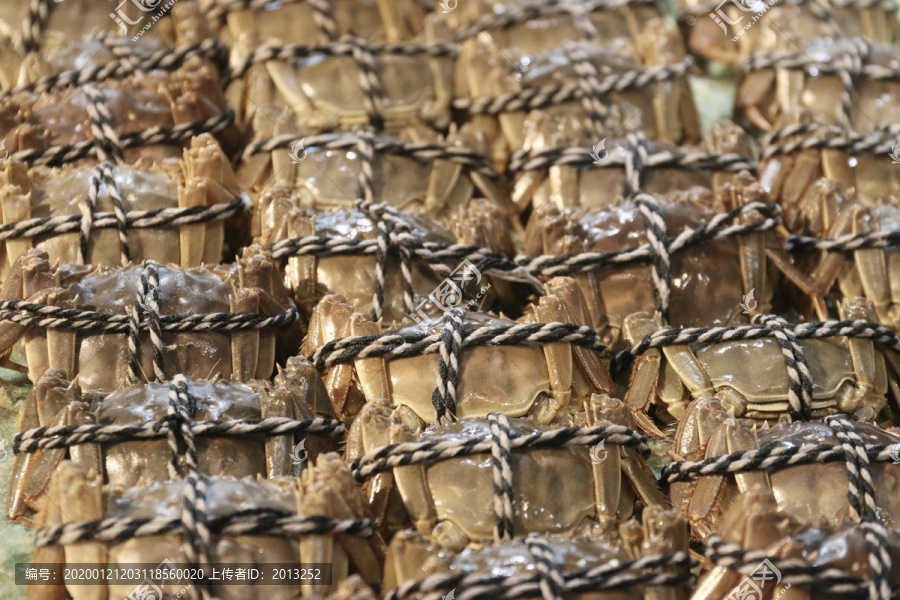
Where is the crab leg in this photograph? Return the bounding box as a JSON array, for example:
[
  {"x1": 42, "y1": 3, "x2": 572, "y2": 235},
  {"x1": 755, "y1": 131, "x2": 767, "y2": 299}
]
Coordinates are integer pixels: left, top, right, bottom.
[
  {"x1": 26, "y1": 472, "x2": 67, "y2": 600},
  {"x1": 57, "y1": 461, "x2": 107, "y2": 600},
  {"x1": 388, "y1": 407, "x2": 437, "y2": 536},
  {"x1": 532, "y1": 297, "x2": 574, "y2": 424},
  {"x1": 261, "y1": 387, "x2": 293, "y2": 477},
  {"x1": 285, "y1": 211, "x2": 317, "y2": 306},
  {"x1": 230, "y1": 288, "x2": 260, "y2": 381},
  {"x1": 304, "y1": 296, "x2": 356, "y2": 417},
  {"x1": 345, "y1": 400, "x2": 395, "y2": 527},
  {"x1": 838, "y1": 299, "x2": 886, "y2": 420},
  {"x1": 351, "y1": 314, "x2": 390, "y2": 404}
]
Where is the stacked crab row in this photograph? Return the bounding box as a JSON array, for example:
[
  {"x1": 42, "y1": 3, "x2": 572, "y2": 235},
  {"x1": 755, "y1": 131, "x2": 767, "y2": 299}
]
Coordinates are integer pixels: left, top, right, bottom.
[{"x1": 0, "y1": 1, "x2": 899, "y2": 600}]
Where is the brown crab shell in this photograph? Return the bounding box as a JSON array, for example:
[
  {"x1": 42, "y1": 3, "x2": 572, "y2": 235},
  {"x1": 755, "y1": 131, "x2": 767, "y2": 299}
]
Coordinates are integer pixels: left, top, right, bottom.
[
  {"x1": 0, "y1": 150, "x2": 242, "y2": 284},
  {"x1": 206, "y1": 0, "x2": 428, "y2": 44},
  {"x1": 672, "y1": 419, "x2": 900, "y2": 539},
  {"x1": 736, "y1": 38, "x2": 900, "y2": 135},
  {"x1": 17, "y1": 247, "x2": 299, "y2": 391},
  {"x1": 682, "y1": 1, "x2": 900, "y2": 66},
  {"x1": 0, "y1": 56, "x2": 240, "y2": 165},
  {"x1": 524, "y1": 191, "x2": 749, "y2": 348},
  {"x1": 97, "y1": 379, "x2": 336, "y2": 488}
]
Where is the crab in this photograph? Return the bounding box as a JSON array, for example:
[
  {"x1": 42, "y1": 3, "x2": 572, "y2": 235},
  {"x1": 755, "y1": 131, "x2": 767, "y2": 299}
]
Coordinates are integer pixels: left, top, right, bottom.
[
  {"x1": 205, "y1": 0, "x2": 428, "y2": 44},
  {"x1": 0, "y1": 49, "x2": 241, "y2": 165},
  {"x1": 253, "y1": 190, "x2": 518, "y2": 323},
  {"x1": 226, "y1": 15, "x2": 454, "y2": 134},
  {"x1": 681, "y1": 0, "x2": 900, "y2": 66},
  {"x1": 0, "y1": 0, "x2": 208, "y2": 49},
  {"x1": 693, "y1": 486, "x2": 900, "y2": 599},
  {"x1": 668, "y1": 397, "x2": 900, "y2": 541},
  {"x1": 302, "y1": 276, "x2": 615, "y2": 424},
  {"x1": 384, "y1": 506, "x2": 691, "y2": 600},
  {"x1": 513, "y1": 120, "x2": 751, "y2": 214},
  {"x1": 348, "y1": 397, "x2": 668, "y2": 549},
  {"x1": 452, "y1": 11, "x2": 700, "y2": 168},
  {"x1": 0, "y1": 245, "x2": 301, "y2": 391},
  {"x1": 622, "y1": 298, "x2": 891, "y2": 432},
  {"x1": 523, "y1": 170, "x2": 774, "y2": 355},
  {"x1": 7, "y1": 360, "x2": 337, "y2": 522},
  {"x1": 736, "y1": 38, "x2": 900, "y2": 134},
  {"x1": 39, "y1": 456, "x2": 384, "y2": 599},
  {"x1": 0, "y1": 134, "x2": 243, "y2": 282},
  {"x1": 238, "y1": 120, "x2": 509, "y2": 222}
]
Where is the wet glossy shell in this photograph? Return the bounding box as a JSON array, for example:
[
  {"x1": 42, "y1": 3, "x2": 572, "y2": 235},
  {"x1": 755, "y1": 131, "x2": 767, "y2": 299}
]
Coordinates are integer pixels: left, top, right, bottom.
[
  {"x1": 409, "y1": 419, "x2": 597, "y2": 541},
  {"x1": 757, "y1": 421, "x2": 900, "y2": 530},
  {"x1": 693, "y1": 337, "x2": 888, "y2": 401},
  {"x1": 98, "y1": 381, "x2": 269, "y2": 489}
]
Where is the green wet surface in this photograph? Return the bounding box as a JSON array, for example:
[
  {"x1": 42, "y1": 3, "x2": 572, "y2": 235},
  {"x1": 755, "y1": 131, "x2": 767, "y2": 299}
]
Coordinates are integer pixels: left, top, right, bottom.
[{"x1": 0, "y1": 344, "x2": 34, "y2": 600}]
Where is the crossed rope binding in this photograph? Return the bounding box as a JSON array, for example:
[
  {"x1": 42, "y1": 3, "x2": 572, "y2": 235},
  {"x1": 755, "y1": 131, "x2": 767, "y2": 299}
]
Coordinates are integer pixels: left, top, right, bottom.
[
  {"x1": 27, "y1": 375, "x2": 370, "y2": 600},
  {"x1": 350, "y1": 411, "x2": 694, "y2": 600},
  {"x1": 666, "y1": 414, "x2": 898, "y2": 600}
]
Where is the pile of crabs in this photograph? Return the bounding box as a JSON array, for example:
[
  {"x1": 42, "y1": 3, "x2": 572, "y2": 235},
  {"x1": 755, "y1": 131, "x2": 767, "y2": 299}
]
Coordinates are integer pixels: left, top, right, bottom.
[{"x1": 0, "y1": 0, "x2": 899, "y2": 599}]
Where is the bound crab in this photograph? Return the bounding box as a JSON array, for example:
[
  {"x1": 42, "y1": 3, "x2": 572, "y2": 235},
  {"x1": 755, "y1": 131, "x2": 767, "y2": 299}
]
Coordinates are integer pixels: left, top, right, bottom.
[
  {"x1": 348, "y1": 399, "x2": 669, "y2": 547},
  {"x1": 450, "y1": 3, "x2": 700, "y2": 168},
  {"x1": 664, "y1": 396, "x2": 900, "y2": 540},
  {"x1": 0, "y1": 0, "x2": 207, "y2": 51},
  {"x1": 226, "y1": 19, "x2": 454, "y2": 134},
  {"x1": 0, "y1": 246, "x2": 300, "y2": 390},
  {"x1": 36, "y1": 458, "x2": 383, "y2": 599},
  {"x1": 0, "y1": 134, "x2": 244, "y2": 283},
  {"x1": 736, "y1": 37, "x2": 900, "y2": 135},
  {"x1": 523, "y1": 170, "x2": 777, "y2": 355},
  {"x1": 621, "y1": 298, "x2": 892, "y2": 432},
  {"x1": 302, "y1": 277, "x2": 614, "y2": 424},
  {"x1": 511, "y1": 120, "x2": 753, "y2": 215},
  {"x1": 0, "y1": 42, "x2": 240, "y2": 166},
  {"x1": 204, "y1": 0, "x2": 429, "y2": 44},
  {"x1": 7, "y1": 361, "x2": 338, "y2": 522},
  {"x1": 238, "y1": 124, "x2": 509, "y2": 225},
  {"x1": 385, "y1": 506, "x2": 692, "y2": 600},
  {"x1": 693, "y1": 486, "x2": 900, "y2": 599},
  {"x1": 680, "y1": 0, "x2": 900, "y2": 66}
]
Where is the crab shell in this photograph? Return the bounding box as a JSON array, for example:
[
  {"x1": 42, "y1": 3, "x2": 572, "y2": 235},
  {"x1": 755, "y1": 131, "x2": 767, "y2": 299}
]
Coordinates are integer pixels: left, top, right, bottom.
[
  {"x1": 513, "y1": 121, "x2": 751, "y2": 214},
  {"x1": 624, "y1": 299, "x2": 890, "y2": 427},
  {"x1": 683, "y1": 1, "x2": 899, "y2": 66},
  {"x1": 6, "y1": 365, "x2": 336, "y2": 522},
  {"x1": 348, "y1": 409, "x2": 666, "y2": 549},
  {"x1": 384, "y1": 506, "x2": 690, "y2": 600},
  {"x1": 207, "y1": 0, "x2": 428, "y2": 44},
  {"x1": 736, "y1": 38, "x2": 900, "y2": 134},
  {"x1": 45, "y1": 457, "x2": 383, "y2": 599},
  {"x1": 453, "y1": 20, "x2": 699, "y2": 167},
  {"x1": 226, "y1": 17, "x2": 453, "y2": 134},
  {"x1": 2, "y1": 246, "x2": 299, "y2": 391},
  {"x1": 253, "y1": 191, "x2": 517, "y2": 323},
  {"x1": 525, "y1": 186, "x2": 760, "y2": 351},
  {"x1": 758, "y1": 123, "x2": 900, "y2": 328},
  {"x1": 693, "y1": 486, "x2": 900, "y2": 600},
  {"x1": 670, "y1": 399, "x2": 900, "y2": 541},
  {"x1": 0, "y1": 134, "x2": 242, "y2": 282},
  {"x1": 304, "y1": 279, "x2": 615, "y2": 424},
  {"x1": 0, "y1": 54, "x2": 240, "y2": 165},
  {"x1": 239, "y1": 122, "x2": 509, "y2": 223}
]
